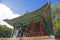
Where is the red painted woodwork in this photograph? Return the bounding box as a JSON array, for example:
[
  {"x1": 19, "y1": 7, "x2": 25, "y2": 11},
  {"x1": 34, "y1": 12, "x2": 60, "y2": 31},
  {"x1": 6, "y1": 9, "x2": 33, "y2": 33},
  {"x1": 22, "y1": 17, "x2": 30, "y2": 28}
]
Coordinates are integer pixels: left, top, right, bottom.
[
  {"x1": 39, "y1": 20, "x2": 44, "y2": 36},
  {"x1": 29, "y1": 21, "x2": 35, "y2": 37}
]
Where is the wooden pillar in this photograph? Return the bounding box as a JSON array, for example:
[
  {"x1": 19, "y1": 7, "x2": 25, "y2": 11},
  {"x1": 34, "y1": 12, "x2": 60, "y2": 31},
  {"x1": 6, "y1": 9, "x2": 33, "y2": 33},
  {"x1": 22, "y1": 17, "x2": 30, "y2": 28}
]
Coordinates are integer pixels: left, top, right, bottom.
[
  {"x1": 36, "y1": 23, "x2": 40, "y2": 36},
  {"x1": 29, "y1": 21, "x2": 35, "y2": 37},
  {"x1": 39, "y1": 19, "x2": 44, "y2": 36}
]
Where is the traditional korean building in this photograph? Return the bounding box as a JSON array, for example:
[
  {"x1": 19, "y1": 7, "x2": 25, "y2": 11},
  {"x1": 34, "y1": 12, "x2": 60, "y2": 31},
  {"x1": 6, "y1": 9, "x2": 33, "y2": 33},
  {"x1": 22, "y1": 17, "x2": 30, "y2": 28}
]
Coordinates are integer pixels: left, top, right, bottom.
[{"x1": 4, "y1": 2, "x2": 53, "y2": 37}]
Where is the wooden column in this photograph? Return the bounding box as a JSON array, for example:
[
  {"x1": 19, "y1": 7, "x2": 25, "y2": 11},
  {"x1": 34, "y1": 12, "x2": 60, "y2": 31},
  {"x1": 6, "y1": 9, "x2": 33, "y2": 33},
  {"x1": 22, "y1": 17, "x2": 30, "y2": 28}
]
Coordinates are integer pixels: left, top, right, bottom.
[
  {"x1": 39, "y1": 19, "x2": 44, "y2": 36},
  {"x1": 29, "y1": 21, "x2": 35, "y2": 37}
]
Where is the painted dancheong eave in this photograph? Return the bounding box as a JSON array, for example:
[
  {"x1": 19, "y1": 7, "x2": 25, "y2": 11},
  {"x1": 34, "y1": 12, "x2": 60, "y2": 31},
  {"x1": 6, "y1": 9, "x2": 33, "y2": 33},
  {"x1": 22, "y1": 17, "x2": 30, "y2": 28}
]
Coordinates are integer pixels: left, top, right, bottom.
[{"x1": 4, "y1": 2, "x2": 52, "y2": 28}]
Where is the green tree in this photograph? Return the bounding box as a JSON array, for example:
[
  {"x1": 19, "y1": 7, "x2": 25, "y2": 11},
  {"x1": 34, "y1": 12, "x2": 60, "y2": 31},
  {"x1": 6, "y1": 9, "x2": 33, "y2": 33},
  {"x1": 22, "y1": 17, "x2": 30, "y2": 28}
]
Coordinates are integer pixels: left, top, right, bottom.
[
  {"x1": 0, "y1": 25, "x2": 12, "y2": 38},
  {"x1": 51, "y1": 3, "x2": 60, "y2": 38}
]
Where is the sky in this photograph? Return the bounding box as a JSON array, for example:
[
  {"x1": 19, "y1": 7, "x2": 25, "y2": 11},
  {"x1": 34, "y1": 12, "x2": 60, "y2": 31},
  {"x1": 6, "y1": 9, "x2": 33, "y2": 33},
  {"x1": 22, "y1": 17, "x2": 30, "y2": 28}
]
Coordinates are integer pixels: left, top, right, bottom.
[{"x1": 0, "y1": 0, "x2": 60, "y2": 28}]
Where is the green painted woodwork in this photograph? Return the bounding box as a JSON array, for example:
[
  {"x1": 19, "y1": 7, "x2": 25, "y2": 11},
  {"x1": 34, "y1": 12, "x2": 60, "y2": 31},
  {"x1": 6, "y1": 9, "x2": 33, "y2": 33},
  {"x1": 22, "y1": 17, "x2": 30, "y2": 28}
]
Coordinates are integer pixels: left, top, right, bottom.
[
  {"x1": 4, "y1": 2, "x2": 51, "y2": 28},
  {"x1": 4, "y1": 2, "x2": 53, "y2": 36}
]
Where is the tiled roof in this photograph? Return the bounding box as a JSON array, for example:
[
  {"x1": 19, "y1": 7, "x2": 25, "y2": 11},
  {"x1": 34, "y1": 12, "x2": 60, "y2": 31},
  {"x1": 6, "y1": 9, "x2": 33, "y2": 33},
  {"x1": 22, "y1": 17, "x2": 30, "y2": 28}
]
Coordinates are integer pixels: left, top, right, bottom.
[{"x1": 4, "y1": 2, "x2": 51, "y2": 27}]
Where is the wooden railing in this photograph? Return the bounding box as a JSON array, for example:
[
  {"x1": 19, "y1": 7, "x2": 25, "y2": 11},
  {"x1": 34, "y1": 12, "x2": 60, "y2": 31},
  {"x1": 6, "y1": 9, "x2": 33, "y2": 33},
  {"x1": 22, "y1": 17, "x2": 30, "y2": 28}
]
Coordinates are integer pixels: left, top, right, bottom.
[{"x1": 23, "y1": 32, "x2": 46, "y2": 37}]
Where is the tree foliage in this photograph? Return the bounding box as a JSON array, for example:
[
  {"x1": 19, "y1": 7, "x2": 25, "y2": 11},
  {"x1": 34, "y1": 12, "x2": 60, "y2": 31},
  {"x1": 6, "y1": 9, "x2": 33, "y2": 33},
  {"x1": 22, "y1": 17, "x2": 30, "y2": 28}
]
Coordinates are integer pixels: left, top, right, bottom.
[
  {"x1": 51, "y1": 3, "x2": 60, "y2": 38},
  {"x1": 0, "y1": 25, "x2": 12, "y2": 38}
]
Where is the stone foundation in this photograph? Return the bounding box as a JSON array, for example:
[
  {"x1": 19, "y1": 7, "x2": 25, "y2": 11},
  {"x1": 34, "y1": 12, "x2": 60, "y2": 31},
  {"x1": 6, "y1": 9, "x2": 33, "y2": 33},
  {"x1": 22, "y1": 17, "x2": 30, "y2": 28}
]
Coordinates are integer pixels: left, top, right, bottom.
[{"x1": 0, "y1": 35, "x2": 55, "y2": 40}]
